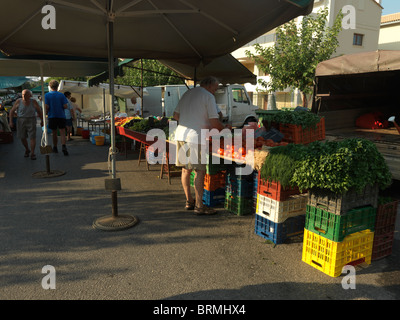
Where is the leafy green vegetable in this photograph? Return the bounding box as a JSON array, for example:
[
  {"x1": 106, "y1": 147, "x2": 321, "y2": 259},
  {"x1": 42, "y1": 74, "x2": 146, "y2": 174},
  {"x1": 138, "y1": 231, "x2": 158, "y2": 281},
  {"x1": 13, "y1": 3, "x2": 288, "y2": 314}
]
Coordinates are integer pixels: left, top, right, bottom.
[
  {"x1": 260, "y1": 138, "x2": 392, "y2": 194},
  {"x1": 263, "y1": 110, "x2": 322, "y2": 129}
]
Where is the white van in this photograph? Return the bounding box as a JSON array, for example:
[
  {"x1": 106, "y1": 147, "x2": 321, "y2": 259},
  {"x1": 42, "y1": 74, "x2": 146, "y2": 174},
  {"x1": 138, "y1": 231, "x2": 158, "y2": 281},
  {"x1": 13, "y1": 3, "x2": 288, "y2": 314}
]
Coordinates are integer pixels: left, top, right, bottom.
[
  {"x1": 215, "y1": 84, "x2": 258, "y2": 127},
  {"x1": 162, "y1": 84, "x2": 258, "y2": 127}
]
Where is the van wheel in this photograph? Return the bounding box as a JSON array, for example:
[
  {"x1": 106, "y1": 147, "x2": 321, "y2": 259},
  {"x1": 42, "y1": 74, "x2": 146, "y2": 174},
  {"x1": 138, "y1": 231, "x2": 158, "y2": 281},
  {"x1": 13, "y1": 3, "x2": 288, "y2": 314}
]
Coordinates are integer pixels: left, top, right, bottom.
[{"x1": 243, "y1": 117, "x2": 257, "y2": 127}]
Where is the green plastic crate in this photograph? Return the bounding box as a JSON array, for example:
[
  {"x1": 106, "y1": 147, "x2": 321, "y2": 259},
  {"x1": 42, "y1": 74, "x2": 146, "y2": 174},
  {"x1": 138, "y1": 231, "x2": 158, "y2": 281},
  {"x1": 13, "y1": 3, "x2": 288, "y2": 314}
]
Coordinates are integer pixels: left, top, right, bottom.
[
  {"x1": 224, "y1": 192, "x2": 254, "y2": 216},
  {"x1": 305, "y1": 204, "x2": 376, "y2": 242},
  {"x1": 206, "y1": 154, "x2": 227, "y2": 175}
]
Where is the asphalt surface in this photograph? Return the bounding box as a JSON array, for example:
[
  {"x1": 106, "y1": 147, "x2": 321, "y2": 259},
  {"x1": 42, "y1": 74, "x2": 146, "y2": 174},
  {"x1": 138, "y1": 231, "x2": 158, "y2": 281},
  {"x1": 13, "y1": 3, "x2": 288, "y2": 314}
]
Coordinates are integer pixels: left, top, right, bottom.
[{"x1": 0, "y1": 124, "x2": 399, "y2": 302}]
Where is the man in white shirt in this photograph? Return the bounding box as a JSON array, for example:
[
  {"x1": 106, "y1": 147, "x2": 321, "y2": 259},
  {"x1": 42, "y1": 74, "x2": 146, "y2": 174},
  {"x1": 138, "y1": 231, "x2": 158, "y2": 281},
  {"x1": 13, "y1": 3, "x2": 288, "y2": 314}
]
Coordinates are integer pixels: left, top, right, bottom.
[
  {"x1": 173, "y1": 76, "x2": 225, "y2": 215},
  {"x1": 128, "y1": 97, "x2": 141, "y2": 117}
]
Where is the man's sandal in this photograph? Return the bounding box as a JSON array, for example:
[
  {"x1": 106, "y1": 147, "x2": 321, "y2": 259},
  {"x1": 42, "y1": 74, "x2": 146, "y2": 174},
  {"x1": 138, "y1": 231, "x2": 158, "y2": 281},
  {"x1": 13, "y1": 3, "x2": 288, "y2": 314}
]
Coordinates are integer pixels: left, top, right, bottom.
[
  {"x1": 194, "y1": 206, "x2": 217, "y2": 216},
  {"x1": 31, "y1": 154, "x2": 37, "y2": 160},
  {"x1": 185, "y1": 200, "x2": 195, "y2": 210},
  {"x1": 24, "y1": 150, "x2": 30, "y2": 157}
]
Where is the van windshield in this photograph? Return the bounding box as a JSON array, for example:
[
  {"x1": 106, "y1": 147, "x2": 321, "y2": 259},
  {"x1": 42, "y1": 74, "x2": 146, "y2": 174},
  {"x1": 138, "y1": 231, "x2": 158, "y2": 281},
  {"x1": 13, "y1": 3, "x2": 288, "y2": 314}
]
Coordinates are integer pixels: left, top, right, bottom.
[{"x1": 232, "y1": 88, "x2": 249, "y2": 104}]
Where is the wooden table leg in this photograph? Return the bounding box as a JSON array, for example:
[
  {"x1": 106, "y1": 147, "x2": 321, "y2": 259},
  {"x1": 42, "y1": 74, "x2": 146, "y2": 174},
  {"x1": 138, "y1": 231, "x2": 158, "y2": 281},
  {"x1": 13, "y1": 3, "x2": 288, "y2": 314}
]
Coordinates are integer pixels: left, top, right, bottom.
[
  {"x1": 138, "y1": 142, "x2": 143, "y2": 166},
  {"x1": 166, "y1": 152, "x2": 171, "y2": 184}
]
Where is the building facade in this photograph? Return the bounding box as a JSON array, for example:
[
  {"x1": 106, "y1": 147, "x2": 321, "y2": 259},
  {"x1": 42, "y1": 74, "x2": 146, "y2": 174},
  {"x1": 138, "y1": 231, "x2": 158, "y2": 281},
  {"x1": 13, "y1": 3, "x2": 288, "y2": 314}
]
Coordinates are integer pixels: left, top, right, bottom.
[
  {"x1": 379, "y1": 13, "x2": 400, "y2": 50},
  {"x1": 232, "y1": 0, "x2": 383, "y2": 109}
]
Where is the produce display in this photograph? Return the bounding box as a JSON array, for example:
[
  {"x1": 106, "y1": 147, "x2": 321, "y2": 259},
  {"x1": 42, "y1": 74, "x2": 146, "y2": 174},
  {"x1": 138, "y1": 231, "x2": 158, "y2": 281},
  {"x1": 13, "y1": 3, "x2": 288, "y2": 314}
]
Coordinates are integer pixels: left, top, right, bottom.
[
  {"x1": 113, "y1": 108, "x2": 397, "y2": 269},
  {"x1": 260, "y1": 138, "x2": 392, "y2": 194},
  {"x1": 261, "y1": 109, "x2": 322, "y2": 129}
]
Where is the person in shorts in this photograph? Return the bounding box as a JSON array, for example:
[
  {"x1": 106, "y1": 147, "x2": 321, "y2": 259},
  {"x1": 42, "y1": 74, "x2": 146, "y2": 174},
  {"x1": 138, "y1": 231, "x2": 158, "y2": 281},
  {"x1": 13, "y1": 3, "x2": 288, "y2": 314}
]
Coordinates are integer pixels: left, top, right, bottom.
[
  {"x1": 45, "y1": 80, "x2": 69, "y2": 155},
  {"x1": 173, "y1": 76, "x2": 226, "y2": 215},
  {"x1": 9, "y1": 89, "x2": 43, "y2": 160},
  {"x1": 63, "y1": 91, "x2": 74, "y2": 141}
]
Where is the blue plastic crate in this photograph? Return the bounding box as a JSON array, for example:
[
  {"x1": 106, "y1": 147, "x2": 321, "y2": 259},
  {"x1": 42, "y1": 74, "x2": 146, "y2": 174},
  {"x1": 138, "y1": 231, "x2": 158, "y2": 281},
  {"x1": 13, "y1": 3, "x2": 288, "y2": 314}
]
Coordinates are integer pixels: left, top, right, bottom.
[
  {"x1": 203, "y1": 188, "x2": 225, "y2": 207},
  {"x1": 254, "y1": 213, "x2": 305, "y2": 244}
]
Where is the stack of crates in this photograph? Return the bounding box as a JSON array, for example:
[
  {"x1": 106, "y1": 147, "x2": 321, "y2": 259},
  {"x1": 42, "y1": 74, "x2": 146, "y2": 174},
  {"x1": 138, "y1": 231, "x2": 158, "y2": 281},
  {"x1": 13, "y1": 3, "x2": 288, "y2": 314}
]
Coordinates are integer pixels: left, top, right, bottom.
[
  {"x1": 254, "y1": 171, "x2": 307, "y2": 244},
  {"x1": 224, "y1": 164, "x2": 255, "y2": 216},
  {"x1": 190, "y1": 171, "x2": 226, "y2": 208},
  {"x1": 302, "y1": 185, "x2": 378, "y2": 277},
  {"x1": 372, "y1": 198, "x2": 399, "y2": 260}
]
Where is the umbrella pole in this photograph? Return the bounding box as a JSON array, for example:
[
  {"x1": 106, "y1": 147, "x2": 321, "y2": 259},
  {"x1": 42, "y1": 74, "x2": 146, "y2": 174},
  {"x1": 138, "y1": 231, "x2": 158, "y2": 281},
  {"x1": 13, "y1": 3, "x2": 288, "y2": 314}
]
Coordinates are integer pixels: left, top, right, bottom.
[
  {"x1": 93, "y1": 9, "x2": 138, "y2": 231},
  {"x1": 32, "y1": 63, "x2": 65, "y2": 179}
]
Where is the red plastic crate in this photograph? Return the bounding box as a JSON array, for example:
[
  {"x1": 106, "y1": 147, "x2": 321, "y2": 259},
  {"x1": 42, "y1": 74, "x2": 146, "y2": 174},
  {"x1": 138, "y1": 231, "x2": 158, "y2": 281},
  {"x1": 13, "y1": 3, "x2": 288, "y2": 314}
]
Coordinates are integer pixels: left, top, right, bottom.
[
  {"x1": 204, "y1": 171, "x2": 226, "y2": 191},
  {"x1": 257, "y1": 171, "x2": 304, "y2": 201},
  {"x1": 279, "y1": 117, "x2": 325, "y2": 145},
  {"x1": 372, "y1": 231, "x2": 395, "y2": 261},
  {"x1": 375, "y1": 200, "x2": 399, "y2": 231},
  {"x1": 0, "y1": 132, "x2": 13, "y2": 144}
]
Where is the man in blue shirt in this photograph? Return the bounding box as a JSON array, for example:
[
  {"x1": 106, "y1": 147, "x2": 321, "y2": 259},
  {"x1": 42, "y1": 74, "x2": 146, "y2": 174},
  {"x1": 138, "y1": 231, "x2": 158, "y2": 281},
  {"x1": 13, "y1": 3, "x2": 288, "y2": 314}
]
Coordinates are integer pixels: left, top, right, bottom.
[{"x1": 45, "y1": 80, "x2": 69, "y2": 155}]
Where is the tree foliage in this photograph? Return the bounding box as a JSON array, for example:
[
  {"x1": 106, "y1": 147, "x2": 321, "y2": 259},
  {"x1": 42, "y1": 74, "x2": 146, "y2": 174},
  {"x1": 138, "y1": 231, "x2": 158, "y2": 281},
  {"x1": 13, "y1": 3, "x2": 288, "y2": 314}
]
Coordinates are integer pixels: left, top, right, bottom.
[{"x1": 246, "y1": 8, "x2": 343, "y2": 104}]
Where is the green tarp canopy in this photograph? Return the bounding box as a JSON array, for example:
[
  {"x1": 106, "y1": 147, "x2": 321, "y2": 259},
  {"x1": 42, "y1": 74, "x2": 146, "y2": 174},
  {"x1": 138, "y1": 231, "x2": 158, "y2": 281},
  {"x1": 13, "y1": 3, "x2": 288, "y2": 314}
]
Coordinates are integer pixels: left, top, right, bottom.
[
  {"x1": 31, "y1": 83, "x2": 49, "y2": 93},
  {"x1": 0, "y1": 76, "x2": 29, "y2": 88}
]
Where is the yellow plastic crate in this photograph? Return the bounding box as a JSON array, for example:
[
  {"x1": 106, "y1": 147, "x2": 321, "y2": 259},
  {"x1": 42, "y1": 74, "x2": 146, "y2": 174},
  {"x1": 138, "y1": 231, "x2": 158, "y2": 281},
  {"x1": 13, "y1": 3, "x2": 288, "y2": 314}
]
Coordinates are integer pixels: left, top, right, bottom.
[
  {"x1": 256, "y1": 193, "x2": 307, "y2": 223},
  {"x1": 302, "y1": 229, "x2": 374, "y2": 277}
]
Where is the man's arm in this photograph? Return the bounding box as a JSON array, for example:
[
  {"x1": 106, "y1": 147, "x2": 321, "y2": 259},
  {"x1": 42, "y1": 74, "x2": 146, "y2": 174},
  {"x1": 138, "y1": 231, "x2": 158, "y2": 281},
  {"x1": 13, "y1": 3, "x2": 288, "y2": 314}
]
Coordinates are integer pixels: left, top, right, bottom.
[
  {"x1": 209, "y1": 118, "x2": 225, "y2": 131},
  {"x1": 33, "y1": 100, "x2": 44, "y2": 126},
  {"x1": 8, "y1": 100, "x2": 19, "y2": 128}
]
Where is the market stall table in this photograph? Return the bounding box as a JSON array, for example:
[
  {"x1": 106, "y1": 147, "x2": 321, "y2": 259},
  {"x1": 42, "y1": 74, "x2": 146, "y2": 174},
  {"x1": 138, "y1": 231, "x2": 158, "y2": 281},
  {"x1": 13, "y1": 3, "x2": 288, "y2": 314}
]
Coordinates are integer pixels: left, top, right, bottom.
[
  {"x1": 116, "y1": 126, "x2": 180, "y2": 183},
  {"x1": 79, "y1": 117, "x2": 109, "y2": 133}
]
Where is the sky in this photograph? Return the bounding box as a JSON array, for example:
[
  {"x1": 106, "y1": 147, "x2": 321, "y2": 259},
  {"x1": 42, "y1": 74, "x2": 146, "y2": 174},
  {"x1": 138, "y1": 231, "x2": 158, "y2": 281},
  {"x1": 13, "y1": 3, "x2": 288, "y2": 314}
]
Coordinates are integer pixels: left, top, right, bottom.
[{"x1": 381, "y1": 0, "x2": 400, "y2": 15}]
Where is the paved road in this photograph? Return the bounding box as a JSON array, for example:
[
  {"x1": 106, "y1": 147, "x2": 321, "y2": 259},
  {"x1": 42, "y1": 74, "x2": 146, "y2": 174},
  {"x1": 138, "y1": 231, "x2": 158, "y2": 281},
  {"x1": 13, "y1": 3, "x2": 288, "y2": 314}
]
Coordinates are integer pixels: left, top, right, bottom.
[{"x1": 0, "y1": 126, "x2": 399, "y2": 303}]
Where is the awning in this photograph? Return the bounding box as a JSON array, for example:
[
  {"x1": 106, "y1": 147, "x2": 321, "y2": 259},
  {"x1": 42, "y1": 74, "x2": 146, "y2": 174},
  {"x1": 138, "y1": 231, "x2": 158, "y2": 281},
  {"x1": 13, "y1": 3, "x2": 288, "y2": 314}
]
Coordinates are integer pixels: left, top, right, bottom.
[
  {"x1": 0, "y1": 76, "x2": 29, "y2": 88},
  {"x1": 159, "y1": 54, "x2": 257, "y2": 84},
  {"x1": 315, "y1": 50, "x2": 400, "y2": 77},
  {"x1": 58, "y1": 80, "x2": 148, "y2": 98},
  {"x1": 31, "y1": 83, "x2": 49, "y2": 93}
]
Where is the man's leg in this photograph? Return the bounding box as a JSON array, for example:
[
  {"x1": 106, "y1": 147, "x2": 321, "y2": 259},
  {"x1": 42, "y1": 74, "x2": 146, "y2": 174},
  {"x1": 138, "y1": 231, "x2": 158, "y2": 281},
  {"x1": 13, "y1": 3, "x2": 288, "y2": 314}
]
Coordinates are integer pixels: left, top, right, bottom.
[
  {"x1": 59, "y1": 128, "x2": 68, "y2": 155},
  {"x1": 59, "y1": 128, "x2": 66, "y2": 145},
  {"x1": 52, "y1": 130, "x2": 58, "y2": 149},
  {"x1": 182, "y1": 168, "x2": 194, "y2": 204},
  {"x1": 30, "y1": 138, "x2": 36, "y2": 157},
  {"x1": 21, "y1": 138, "x2": 30, "y2": 156},
  {"x1": 194, "y1": 169, "x2": 205, "y2": 209}
]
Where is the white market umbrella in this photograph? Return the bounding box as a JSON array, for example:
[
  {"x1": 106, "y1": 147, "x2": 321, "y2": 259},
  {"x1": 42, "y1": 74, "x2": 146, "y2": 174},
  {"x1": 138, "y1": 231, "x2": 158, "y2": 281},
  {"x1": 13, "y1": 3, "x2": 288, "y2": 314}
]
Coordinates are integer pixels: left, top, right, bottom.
[{"x1": 0, "y1": 0, "x2": 313, "y2": 230}]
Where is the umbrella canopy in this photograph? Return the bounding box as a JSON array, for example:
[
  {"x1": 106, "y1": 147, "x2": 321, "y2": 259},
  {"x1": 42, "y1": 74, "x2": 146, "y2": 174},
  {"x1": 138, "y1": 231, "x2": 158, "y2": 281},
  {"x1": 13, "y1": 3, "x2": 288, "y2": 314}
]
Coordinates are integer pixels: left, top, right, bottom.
[
  {"x1": 58, "y1": 79, "x2": 148, "y2": 98},
  {"x1": 0, "y1": 0, "x2": 313, "y2": 228},
  {"x1": 88, "y1": 55, "x2": 257, "y2": 86},
  {"x1": 0, "y1": 53, "x2": 109, "y2": 77},
  {"x1": 161, "y1": 54, "x2": 257, "y2": 84},
  {"x1": 0, "y1": 0, "x2": 313, "y2": 65}
]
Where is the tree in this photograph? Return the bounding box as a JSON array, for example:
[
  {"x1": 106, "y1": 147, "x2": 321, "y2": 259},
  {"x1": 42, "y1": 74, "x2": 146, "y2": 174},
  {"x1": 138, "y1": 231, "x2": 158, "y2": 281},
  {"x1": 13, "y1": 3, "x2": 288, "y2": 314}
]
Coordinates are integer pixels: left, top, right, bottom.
[{"x1": 246, "y1": 7, "x2": 343, "y2": 107}]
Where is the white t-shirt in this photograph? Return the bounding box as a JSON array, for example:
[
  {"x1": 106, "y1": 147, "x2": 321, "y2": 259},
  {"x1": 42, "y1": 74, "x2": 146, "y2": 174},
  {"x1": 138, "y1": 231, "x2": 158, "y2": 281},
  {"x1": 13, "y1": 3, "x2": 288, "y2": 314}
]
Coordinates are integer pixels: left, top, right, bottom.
[
  {"x1": 174, "y1": 87, "x2": 219, "y2": 145},
  {"x1": 127, "y1": 99, "x2": 141, "y2": 117}
]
